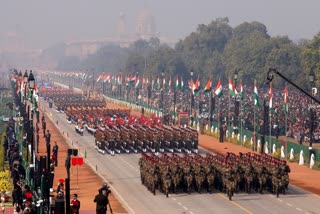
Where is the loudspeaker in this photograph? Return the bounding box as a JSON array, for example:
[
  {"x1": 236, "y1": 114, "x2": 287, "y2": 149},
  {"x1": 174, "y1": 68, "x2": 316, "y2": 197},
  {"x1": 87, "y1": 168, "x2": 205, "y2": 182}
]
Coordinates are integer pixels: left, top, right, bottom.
[
  {"x1": 39, "y1": 156, "x2": 47, "y2": 173},
  {"x1": 67, "y1": 149, "x2": 73, "y2": 156},
  {"x1": 72, "y1": 149, "x2": 78, "y2": 156}
]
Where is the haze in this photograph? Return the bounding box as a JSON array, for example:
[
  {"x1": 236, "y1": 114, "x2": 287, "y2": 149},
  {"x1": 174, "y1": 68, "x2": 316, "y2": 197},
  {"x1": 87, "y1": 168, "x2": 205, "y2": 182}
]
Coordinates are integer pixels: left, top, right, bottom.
[{"x1": 1, "y1": 0, "x2": 320, "y2": 49}]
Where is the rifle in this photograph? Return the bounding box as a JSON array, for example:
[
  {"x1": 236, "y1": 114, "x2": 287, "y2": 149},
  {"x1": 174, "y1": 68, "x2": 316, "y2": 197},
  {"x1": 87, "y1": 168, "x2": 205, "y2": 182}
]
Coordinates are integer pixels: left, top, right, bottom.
[{"x1": 108, "y1": 201, "x2": 113, "y2": 214}]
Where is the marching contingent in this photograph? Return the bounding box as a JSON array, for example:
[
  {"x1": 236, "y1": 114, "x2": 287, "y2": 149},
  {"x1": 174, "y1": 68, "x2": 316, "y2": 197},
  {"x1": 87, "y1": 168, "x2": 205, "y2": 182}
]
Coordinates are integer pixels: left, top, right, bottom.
[
  {"x1": 39, "y1": 84, "x2": 290, "y2": 201},
  {"x1": 139, "y1": 151, "x2": 290, "y2": 200}
]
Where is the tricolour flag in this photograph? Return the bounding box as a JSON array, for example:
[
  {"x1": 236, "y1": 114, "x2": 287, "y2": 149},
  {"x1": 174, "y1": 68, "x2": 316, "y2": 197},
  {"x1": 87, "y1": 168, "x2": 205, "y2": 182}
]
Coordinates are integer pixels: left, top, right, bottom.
[
  {"x1": 254, "y1": 80, "x2": 259, "y2": 107},
  {"x1": 284, "y1": 84, "x2": 289, "y2": 114},
  {"x1": 96, "y1": 74, "x2": 102, "y2": 82},
  {"x1": 193, "y1": 77, "x2": 200, "y2": 95},
  {"x1": 214, "y1": 80, "x2": 222, "y2": 97},
  {"x1": 175, "y1": 75, "x2": 179, "y2": 91},
  {"x1": 229, "y1": 79, "x2": 237, "y2": 97},
  {"x1": 240, "y1": 81, "x2": 244, "y2": 100},
  {"x1": 269, "y1": 82, "x2": 273, "y2": 110},
  {"x1": 181, "y1": 76, "x2": 184, "y2": 92},
  {"x1": 203, "y1": 79, "x2": 212, "y2": 93},
  {"x1": 134, "y1": 77, "x2": 141, "y2": 89}
]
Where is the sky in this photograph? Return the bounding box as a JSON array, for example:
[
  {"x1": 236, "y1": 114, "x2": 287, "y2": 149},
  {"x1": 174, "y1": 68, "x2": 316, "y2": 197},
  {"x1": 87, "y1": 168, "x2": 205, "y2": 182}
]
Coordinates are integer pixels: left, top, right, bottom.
[{"x1": 0, "y1": 0, "x2": 320, "y2": 49}]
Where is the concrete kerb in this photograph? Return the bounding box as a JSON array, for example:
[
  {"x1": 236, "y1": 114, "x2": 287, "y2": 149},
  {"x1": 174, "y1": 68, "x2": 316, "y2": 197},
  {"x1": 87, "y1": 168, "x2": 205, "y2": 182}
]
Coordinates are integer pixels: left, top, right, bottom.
[{"x1": 42, "y1": 101, "x2": 133, "y2": 213}]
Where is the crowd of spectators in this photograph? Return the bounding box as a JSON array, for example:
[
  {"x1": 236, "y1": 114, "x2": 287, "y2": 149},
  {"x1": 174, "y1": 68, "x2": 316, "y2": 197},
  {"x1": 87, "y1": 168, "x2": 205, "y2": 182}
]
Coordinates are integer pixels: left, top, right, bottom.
[
  {"x1": 133, "y1": 82, "x2": 318, "y2": 144},
  {"x1": 4, "y1": 122, "x2": 36, "y2": 213}
]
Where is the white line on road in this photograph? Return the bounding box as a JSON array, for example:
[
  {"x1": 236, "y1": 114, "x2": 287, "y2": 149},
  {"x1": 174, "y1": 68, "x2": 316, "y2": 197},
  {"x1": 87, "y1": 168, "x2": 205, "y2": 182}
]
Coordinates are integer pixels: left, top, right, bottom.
[
  {"x1": 171, "y1": 198, "x2": 176, "y2": 201},
  {"x1": 296, "y1": 208, "x2": 303, "y2": 212},
  {"x1": 182, "y1": 206, "x2": 188, "y2": 210},
  {"x1": 189, "y1": 212, "x2": 194, "y2": 214},
  {"x1": 177, "y1": 202, "x2": 182, "y2": 206},
  {"x1": 287, "y1": 203, "x2": 293, "y2": 206}
]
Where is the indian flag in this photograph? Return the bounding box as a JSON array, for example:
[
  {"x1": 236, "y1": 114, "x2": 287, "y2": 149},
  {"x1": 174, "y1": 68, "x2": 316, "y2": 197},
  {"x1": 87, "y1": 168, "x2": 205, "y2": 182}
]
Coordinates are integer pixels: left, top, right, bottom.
[
  {"x1": 203, "y1": 79, "x2": 212, "y2": 93},
  {"x1": 240, "y1": 81, "x2": 244, "y2": 100},
  {"x1": 229, "y1": 79, "x2": 237, "y2": 97},
  {"x1": 181, "y1": 76, "x2": 184, "y2": 92},
  {"x1": 175, "y1": 75, "x2": 179, "y2": 91},
  {"x1": 193, "y1": 78, "x2": 200, "y2": 95},
  {"x1": 254, "y1": 80, "x2": 259, "y2": 107},
  {"x1": 269, "y1": 82, "x2": 273, "y2": 110},
  {"x1": 134, "y1": 77, "x2": 141, "y2": 88},
  {"x1": 284, "y1": 84, "x2": 289, "y2": 114},
  {"x1": 214, "y1": 80, "x2": 222, "y2": 98}
]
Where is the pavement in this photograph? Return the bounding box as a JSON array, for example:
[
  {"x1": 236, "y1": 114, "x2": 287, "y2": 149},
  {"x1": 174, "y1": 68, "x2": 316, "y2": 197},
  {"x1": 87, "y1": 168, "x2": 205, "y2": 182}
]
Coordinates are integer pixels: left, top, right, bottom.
[{"x1": 25, "y1": 100, "x2": 320, "y2": 214}]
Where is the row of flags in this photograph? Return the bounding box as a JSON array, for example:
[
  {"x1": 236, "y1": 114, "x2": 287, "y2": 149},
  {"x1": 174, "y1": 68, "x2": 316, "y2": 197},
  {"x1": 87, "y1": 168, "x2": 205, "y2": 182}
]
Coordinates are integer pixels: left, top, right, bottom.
[{"x1": 49, "y1": 71, "x2": 290, "y2": 114}]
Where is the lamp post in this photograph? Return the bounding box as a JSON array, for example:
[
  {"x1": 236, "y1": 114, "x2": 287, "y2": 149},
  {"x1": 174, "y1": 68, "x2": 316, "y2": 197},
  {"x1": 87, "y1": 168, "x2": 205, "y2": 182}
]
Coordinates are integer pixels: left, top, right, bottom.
[
  {"x1": 18, "y1": 70, "x2": 22, "y2": 102},
  {"x1": 136, "y1": 72, "x2": 139, "y2": 104},
  {"x1": 309, "y1": 68, "x2": 315, "y2": 149},
  {"x1": 234, "y1": 69, "x2": 239, "y2": 135},
  {"x1": 190, "y1": 69, "x2": 194, "y2": 125},
  {"x1": 24, "y1": 70, "x2": 28, "y2": 101},
  {"x1": 28, "y1": 70, "x2": 35, "y2": 166},
  {"x1": 161, "y1": 71, "x2": 164, "y2": 115}
]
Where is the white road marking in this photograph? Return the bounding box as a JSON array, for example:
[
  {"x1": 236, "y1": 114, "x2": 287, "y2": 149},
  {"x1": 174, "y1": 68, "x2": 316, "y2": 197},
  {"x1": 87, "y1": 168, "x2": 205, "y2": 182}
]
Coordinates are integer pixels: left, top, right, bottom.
[
  {"x1": 296, "y1": 208, "x2": 303, "y2": 212},
  {"x1": 182, "y1": 206, "x2": 188, "y2": 210},
  {"x1": 287, "y1": 203, "x2": 293, "y2": 206},
  {"x1": 177, "y1": 202, "x2": 182, "y2": 206},
  {"x1": 189, "y1": 212, "x2": 194, "y2": 214},
  {"x1": 171, "y1": 198, "x2": 176, "y2": 201}
]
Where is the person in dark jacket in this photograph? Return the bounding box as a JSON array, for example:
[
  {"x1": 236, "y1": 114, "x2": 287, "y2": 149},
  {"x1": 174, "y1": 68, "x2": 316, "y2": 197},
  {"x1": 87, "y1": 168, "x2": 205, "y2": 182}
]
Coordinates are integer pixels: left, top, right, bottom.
[{"x1": 94, "y1": 189, "x2": 108, "y2": 214}]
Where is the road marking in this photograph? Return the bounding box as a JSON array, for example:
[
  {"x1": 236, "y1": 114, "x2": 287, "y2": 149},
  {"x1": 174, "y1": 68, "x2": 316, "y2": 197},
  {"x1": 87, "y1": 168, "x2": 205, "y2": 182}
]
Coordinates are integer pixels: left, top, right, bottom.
[
  {"x1": 218, "y1": 193, "x2": 253, "y2": 214},
  {"x1": 296, "y1": 208, "x2": 303, "y2": 212},
  {"x1": 189, "y1": 212, "x2": 194, "y2": 214},
  {"x1": 287, "y1": 203, "x2": 293, "y2": 206},
  {"x1": 277, "y1": 199, "x2": 283, "y2": 202},
  {"x1": 182, "y1": 206, "x2": 188, "y2": 210},
  {"x1": 177, "y1": 202, "x2": 182, "y2": 206},
  {"x1": 171, "y1": 198, "x2": 176, "y2": 201}
]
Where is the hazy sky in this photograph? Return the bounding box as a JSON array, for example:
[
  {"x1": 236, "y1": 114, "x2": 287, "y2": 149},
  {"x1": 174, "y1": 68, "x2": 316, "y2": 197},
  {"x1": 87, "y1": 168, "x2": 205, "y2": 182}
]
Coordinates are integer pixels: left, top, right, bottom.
[{"x1": 1, "y1": 0, "x2": 320, "y2": 49}]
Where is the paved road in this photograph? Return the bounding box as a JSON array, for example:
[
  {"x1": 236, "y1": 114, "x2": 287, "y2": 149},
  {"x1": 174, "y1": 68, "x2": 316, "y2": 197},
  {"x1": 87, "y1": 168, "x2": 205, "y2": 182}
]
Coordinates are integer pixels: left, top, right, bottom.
[{"x1": 41, "y1": 98, "x2": 320, "y2": 214}]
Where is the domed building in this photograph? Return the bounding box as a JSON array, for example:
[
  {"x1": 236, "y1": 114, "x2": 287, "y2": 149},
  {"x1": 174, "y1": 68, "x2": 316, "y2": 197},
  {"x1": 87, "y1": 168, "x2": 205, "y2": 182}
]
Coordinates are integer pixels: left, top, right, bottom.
[{"x1": 135, "y1": 8, "x2": 156, "y2": 39}]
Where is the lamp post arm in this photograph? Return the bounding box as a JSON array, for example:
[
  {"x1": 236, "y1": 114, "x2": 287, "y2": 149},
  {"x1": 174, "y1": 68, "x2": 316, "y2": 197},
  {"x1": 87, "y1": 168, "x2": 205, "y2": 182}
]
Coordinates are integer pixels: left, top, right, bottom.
[{"x1": 267, "y1": 68, "x2": 320, "y2": 105}]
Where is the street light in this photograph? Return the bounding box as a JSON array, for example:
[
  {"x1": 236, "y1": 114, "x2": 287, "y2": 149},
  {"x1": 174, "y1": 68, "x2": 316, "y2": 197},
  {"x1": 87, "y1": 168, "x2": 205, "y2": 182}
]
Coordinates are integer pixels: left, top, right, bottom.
[
  {"x1": 233, "y1": 69, "x2": 239, "y2": 135},
  {"x1": 161, "y1": 71, "x2": 164, "y2": 115},
  {"x1": 309, "y1": 68, "x2": 316, "y2": 149},
  {"x1": 24, "y1": 70, "x2": 29, "y2": 84},
  {"x1": 190, "y1": 69, "x2": 194, "y2": 125}
]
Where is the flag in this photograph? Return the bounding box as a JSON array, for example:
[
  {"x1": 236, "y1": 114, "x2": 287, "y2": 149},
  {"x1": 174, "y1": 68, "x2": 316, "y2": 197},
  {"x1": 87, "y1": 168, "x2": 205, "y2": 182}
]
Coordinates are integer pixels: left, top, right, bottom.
[
  {"x1": 175, "y1": 75, "x2": 179, "y2": 91},
  {"x1": 103, "y1": 74, "x2": 111, "y2": 83},
  {"x1": 134, "y1": 77, "x2": 141, "y2": 88},
  {"x1": 96, "y1": 74, "x2": 102, "y2": 82},
  {"x1": 117, "y1": 74, "x2": 122, "y2": 85},
  {"x1": 229, "y1": 79, "x2": 237, "y2": 97},
  {"x1": 269, "y1": 82, "x2": 273, "y2": 110},
  {"x1": 126, "y1": 75, "x2": 136, "y2": 85},
  {"x1": 203, "y1": 79, "x2": 212, "y2": 93},
  {"x1": 284, "y1": 84, "x2": 289, "y2": 114},
  {"x1": 181, "y1": 76, "x2": 184, "y2": 92},
  {"x1": 156, "y1": 76, "x2": 160, "y2": 90},
  {"x1": 240, "y1": 81, "x2": 244, "y2": 100},
  {"x1": 214, "y1": 80, "x2": 222, "y2": 97},
  {"x1": 193, "y1": 77, "x2": 200, "y2": 95},
  {"x1": 161, "y1": 77, "x2": 166, "y2": 91},
  {"x1": 254, "y1": 80, "x2": 260, "y2": 107},
  {"x1": 168, "y1": 76, "x2": 172, "y2": 91}
]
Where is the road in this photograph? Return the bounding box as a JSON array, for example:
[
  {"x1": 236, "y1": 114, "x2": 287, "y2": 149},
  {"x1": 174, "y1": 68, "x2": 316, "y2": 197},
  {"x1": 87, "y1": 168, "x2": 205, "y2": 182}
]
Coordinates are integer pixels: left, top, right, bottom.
[{"x1": 40, "y1": 98, "x2": 320, "y2": 214}]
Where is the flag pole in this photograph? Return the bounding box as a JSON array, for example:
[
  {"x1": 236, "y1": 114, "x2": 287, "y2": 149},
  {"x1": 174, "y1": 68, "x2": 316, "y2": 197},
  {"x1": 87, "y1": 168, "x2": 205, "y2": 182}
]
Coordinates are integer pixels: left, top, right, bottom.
[{"x1": 254, "y1": 102, "x2": 256, "y2": 151}]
